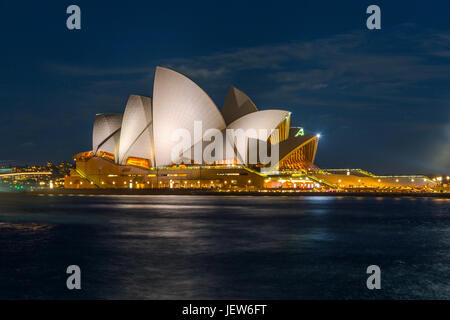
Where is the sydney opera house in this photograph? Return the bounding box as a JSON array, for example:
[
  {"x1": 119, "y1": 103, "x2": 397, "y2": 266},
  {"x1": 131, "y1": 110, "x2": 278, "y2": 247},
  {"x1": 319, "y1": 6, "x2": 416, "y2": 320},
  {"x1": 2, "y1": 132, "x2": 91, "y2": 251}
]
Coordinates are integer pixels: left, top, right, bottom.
[
  {"x1": 65, "y1": 66, "x2": 435, "y2": 191},
  {"x1": 65, "y1": 66, "x2": 319, "y2": 189}
]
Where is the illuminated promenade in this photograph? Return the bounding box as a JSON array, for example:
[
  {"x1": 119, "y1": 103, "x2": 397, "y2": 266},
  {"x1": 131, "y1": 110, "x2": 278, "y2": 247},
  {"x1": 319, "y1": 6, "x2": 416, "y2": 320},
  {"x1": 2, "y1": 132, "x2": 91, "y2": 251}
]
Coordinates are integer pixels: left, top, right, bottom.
[{"x1": 0, "y1": 171, "x2": 52, "y2": 177}]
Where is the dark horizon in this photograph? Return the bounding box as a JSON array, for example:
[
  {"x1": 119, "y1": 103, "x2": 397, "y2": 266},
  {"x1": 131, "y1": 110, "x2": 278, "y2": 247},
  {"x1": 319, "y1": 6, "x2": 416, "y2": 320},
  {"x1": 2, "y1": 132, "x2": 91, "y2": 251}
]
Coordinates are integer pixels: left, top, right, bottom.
[{"x1": 1, "y1": 0, "x2": 449, "y2": 175}]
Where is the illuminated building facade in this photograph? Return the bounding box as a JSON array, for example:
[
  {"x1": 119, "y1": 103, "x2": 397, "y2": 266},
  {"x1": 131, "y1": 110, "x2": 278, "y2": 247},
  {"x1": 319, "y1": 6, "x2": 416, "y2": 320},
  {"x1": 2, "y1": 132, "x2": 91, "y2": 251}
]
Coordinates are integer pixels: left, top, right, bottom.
[
  {"x1": 64, "y1": 66, "x2": 437, "y2": 192},
  {"x1": 65, "y1": 66, "x2": 318, "y2": 189}
]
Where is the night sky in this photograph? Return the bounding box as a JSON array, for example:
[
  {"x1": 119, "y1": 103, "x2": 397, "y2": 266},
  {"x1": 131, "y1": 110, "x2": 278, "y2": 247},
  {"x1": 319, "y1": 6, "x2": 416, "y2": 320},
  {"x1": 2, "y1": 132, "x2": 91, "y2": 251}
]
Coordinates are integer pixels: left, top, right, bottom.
[{"x1": 0, "y1": 0, "x2": 449, "y2": 174}]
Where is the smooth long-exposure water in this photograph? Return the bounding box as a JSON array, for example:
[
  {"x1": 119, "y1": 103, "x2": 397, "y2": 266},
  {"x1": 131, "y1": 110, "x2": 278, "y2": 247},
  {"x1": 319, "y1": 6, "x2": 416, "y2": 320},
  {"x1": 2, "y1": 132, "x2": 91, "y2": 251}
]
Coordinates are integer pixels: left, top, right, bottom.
[{"x1": 0, "y1": 194, "x2": 449, "y2": 299}]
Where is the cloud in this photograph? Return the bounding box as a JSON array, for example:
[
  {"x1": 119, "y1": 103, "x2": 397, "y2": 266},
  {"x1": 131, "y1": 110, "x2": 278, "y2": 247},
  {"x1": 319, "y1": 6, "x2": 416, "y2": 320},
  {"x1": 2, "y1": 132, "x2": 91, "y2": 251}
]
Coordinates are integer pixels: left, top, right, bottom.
[
  {"x1": 157, "y1": 26, "x2": 450, "y2": 110},
  {"x1": 46, "y1": 64, "x2": 155, "y2": 77},
  {"x1": 165, "y1": 65, "x2": 227, "y2": 80},
  {"x1": 431, "y1": 123, "x2": 450, "y2": 170},
  {"x1": 45, "y1": 25, "x2": 450, "y2": 114},
  {"x1": 19, "y1": 141, "x2": 35, "y2": 148}
]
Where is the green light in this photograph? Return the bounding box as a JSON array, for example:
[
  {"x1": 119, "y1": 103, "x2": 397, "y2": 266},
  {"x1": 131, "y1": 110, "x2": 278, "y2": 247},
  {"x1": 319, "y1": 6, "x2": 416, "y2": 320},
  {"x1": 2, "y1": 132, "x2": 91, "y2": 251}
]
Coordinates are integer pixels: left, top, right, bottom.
[{"x1": 295, "y1": 127, "x2": 304, "y2": 137}]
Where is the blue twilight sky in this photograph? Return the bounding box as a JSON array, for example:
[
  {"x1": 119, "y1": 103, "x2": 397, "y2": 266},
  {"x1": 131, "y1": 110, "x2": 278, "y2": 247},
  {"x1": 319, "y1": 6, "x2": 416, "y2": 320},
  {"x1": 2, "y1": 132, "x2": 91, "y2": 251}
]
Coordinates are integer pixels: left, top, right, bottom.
[{"x1": 0, "y1": 0, "x2": 449, "y2": 174}]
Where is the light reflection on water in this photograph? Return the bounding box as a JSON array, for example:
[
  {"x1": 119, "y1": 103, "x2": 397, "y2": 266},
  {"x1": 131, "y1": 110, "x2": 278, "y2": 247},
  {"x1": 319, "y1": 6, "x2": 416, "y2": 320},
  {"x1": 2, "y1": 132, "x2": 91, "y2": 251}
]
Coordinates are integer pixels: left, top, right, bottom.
[
  {"x1": 0, "y1": 222, "x2": 53, "y2": 232},
  {"x1": 0, "y1": 194, "x2": 449, "y2": 299}
]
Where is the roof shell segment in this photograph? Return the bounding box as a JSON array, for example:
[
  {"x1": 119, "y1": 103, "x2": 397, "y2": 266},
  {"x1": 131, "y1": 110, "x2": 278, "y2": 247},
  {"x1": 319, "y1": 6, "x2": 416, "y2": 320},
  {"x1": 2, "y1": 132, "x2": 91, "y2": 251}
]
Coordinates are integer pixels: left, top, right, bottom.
[
  {"x1": 227, "y1": 109, "x2": 291, "y2": 140},
  {"x1": 152, "y1": 66, "x2": 226, "y2": 166},
  {"x1": 222, "y1": 86, "x2": 258, "y2": 125},
  {"x1": 92, "y1": 113, "x2": 123, "y2": 158},
  {"x1": 269, "y1": 133, "x2": 319, "y2": 171},
  {"x1": 226, "y1": 109, "x2": 291, "y2": 164},
  {"x1": 278, "y1": 133, "x2": 318, "y2": 163},
  {"x1": 118, "y1": 95, "x2": 154, "y2": 165}
]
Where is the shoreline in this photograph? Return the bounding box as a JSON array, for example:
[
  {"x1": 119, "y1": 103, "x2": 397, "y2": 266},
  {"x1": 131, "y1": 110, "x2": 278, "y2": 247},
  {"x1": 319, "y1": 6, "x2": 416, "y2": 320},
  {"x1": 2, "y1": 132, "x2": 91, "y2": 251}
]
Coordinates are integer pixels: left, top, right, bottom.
[{"x1": 2, "y1": 189, "x2": 448, "y2": 198}]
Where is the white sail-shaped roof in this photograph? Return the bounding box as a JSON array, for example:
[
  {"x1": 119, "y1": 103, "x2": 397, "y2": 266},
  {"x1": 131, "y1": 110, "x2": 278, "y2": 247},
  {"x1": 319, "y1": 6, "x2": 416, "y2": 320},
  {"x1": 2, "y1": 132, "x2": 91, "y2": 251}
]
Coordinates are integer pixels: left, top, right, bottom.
[
  {"x1": 152, "y1": 66, "x2": 226, "y2": 166},
  {"x1": 177, "y1": 110, "x2": 291, "y2": 165},
  {"x1": 118, "y1": 95, "x2": 154, "y2": 165},
  {"x1": 92, "y1": 113, "x2": 122, "y2": 158},
  {"x1": 227, "y1": 110, "x2": 290, "y2": 139},
  {"x1": 226, "y1": 110, "x2": 291, "y2": 164},
  {"x1": 222, "y1": 86, "x2": 258, "y2": 125}
]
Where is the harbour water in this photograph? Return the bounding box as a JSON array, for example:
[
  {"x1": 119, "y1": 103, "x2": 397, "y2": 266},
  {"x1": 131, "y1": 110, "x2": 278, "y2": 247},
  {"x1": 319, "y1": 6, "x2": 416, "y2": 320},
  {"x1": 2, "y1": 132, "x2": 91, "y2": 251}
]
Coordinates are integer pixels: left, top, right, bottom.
[{"x1": 0, "y1": 194, "x2": 449, "y2": 299}]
